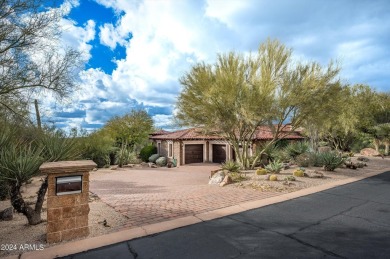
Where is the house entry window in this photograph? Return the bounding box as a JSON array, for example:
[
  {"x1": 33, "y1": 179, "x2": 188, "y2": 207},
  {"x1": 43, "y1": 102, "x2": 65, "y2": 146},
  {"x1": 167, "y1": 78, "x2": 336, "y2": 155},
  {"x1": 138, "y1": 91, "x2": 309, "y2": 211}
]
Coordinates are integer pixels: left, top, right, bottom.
[
  {"x1": 157, "y1": 142, "x2": 161, "y2": 155},
  {"x1": 168, "y1": 143, "x2": 173, "y2": 157}
]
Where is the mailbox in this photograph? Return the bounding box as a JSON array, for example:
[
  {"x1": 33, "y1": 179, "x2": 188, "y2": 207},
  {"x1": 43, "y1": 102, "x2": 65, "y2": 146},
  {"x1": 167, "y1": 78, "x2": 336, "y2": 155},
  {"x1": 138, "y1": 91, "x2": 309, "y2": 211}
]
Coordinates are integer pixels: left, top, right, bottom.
[{"x1": 56, "y1": 175, "x2": 82, "y2": 195}]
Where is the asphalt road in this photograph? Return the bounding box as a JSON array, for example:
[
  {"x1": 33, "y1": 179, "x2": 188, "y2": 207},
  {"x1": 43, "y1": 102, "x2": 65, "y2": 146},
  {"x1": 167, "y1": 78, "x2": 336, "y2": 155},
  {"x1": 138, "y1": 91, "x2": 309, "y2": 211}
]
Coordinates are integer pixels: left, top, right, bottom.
[{"x1": 63, "y1": 171, "x2": 390, "y2": 259}]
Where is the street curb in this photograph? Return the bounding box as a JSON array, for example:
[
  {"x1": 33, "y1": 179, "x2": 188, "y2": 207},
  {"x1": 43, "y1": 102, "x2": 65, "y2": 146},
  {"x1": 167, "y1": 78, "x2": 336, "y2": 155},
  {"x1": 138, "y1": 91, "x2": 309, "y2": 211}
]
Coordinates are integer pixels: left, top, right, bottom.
[{"x1": 13, "y1": 168, "x2": 388, "y2": 259}]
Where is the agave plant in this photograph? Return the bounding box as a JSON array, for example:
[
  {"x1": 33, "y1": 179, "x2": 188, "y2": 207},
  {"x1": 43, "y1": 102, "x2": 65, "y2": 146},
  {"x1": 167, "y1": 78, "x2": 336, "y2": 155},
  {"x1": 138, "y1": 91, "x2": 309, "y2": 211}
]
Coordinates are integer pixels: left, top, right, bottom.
[
  {"x1": 221, "y1": 160, "x2": 241, "y2": 173},
  {"x1": 318, "y1": 151, "x2": 345, "y2": 171},
  {"x1": 265, "y1": 160, "x2": 284, "y2": 174},
  {"x1": 284, "y1": 141, "x2": 310, "y2": 160}
]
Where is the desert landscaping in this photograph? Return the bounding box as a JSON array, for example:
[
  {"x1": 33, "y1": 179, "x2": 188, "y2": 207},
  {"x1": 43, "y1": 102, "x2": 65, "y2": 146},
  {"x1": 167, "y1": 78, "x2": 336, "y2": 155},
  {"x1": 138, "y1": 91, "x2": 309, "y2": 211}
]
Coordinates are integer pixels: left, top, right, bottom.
[{"x1": 1, "y1": 154, "x2": 389, "y2": 258}]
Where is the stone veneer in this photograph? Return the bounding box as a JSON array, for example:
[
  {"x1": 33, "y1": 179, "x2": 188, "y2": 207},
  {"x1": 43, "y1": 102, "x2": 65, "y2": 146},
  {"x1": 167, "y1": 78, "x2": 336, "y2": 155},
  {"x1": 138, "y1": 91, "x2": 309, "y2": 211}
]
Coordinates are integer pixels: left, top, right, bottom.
[{"x1": 39, "y1": 160, "x2": 96, "y2": 244}]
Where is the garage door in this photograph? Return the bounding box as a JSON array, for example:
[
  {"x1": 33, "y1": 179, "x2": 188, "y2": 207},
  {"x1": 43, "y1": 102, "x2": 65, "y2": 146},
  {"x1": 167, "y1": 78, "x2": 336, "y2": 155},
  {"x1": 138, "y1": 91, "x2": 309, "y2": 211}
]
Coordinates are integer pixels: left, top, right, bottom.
[
  {"x1": 213, "y1": 144, "x2": 226, "y2": 163},
  {"x1": 185, "y1": 144, "x2": 203, "y2": 164}
]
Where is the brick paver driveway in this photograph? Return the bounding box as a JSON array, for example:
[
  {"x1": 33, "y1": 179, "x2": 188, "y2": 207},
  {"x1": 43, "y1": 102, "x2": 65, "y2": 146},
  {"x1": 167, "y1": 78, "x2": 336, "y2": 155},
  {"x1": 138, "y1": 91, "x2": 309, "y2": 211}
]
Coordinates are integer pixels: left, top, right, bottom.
[{"x1": 90, "y1": 164, "x2": 280, "y2": 229}]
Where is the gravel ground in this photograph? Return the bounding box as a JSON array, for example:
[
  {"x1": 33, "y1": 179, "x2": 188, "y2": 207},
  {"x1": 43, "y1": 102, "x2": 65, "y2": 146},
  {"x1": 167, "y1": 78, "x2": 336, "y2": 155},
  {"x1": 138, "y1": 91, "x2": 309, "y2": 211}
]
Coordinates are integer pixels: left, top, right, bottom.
[
  {"x1": 0, "y1": 156, "x2": 389, "y2": 258},
  {"x1": 234, "y1": 156, "x2": 390, "y2": 193},
  {"x1": 0, "y1": 177, "x2": 128, "y2": 258}
]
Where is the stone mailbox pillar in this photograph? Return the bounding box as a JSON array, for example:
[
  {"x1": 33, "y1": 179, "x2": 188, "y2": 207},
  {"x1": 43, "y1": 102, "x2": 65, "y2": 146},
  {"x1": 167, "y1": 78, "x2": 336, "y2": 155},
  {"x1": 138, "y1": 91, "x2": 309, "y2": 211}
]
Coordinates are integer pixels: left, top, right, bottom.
[{"x1": 39, "y1": 160, "x2": 96, "y2": 244}]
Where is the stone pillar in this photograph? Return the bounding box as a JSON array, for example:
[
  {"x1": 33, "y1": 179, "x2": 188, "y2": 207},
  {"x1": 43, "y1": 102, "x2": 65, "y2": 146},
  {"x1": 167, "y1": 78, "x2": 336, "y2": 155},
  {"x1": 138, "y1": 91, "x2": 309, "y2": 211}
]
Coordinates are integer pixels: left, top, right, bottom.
[{"x1": 39, "y1": 160, "x2": 96, "y2": 244}]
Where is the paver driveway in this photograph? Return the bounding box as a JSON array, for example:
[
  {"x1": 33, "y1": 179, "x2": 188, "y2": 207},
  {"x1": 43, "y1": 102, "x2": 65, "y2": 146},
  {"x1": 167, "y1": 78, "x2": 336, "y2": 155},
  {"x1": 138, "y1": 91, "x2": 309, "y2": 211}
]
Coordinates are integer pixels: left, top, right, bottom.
[{"x1": 90, "y1": 164, "x2": 280, "y2": 229}]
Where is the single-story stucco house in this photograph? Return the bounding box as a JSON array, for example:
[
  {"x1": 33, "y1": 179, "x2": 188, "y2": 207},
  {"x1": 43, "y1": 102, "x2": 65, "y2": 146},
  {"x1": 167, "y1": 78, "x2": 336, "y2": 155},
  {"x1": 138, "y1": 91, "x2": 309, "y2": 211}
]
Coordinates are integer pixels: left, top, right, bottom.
[{"x1": 149, "y1": 125, "x2": 304, "y2": 166}]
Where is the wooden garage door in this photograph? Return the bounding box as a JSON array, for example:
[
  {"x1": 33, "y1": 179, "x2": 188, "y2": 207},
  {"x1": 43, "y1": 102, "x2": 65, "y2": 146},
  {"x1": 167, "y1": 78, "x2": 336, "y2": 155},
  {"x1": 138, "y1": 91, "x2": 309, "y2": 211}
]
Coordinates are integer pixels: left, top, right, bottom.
[
  {"x1": 185, "y1": 144, "x2": 203, "y2": 164},
  {"x1": 213, "y1": 144, "x2": 226, "y2": 163}
]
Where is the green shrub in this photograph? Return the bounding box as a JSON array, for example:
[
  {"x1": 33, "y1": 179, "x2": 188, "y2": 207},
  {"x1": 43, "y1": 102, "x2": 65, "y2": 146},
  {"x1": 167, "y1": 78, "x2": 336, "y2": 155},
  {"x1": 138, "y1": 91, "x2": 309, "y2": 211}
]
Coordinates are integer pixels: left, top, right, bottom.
[
  {"x1": 284, "y1": 141, "x2": 310, "y2": 160},
  {"x1": 293, "y1": 169, "x2": 305, "y2": 177},
  {"x1": 116, "y1": 145, "x2": 131, "y2": 167},
  {"x1": 318, "y1": 151, "x2": 345, "y2": 171},
  {"x1": 148, "y1": 154, "x2": 159, "y2": 163},
  {"x1": 139, "y1": 145, "x2": 157, "y2": 162},
  {"x1": 295, "y1": 153, "x2": 311, "y2": 167},
  {"x1": 221, "y1": 160, "x2": 241, "y2": 173},
  {"x1": 128, "y1": 152, "x2": 141, "y2": 164},
  {"x1": 156, "y1": 157, "x2": 167, "y2": 166},
  {"x1": 265, "y1": 160, "x2": 283, "y2": 174},
  {"x1": 81, "y1": 131, "x2": 114, "y2": 168},
  {"x1": 284, "y1": 176, "x2": 296, "y2": 181},
  {"x1": 256, "y1": 168, "x2": 268, "y2": 175}
]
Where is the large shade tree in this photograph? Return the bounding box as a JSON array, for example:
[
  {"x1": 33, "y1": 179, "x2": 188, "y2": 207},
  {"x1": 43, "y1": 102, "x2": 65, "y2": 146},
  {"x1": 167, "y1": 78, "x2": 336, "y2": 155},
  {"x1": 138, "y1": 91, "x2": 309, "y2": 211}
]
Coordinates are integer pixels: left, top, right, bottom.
[
  {"x1": 176, "y1": 39, "x2": 341, "y2": 169},
  {"x1": 0, "y1": 0, "x2": 82, "y2": 122},
  {"x1": 0, "y1": 0, "x2": 83, "y2": 225}
]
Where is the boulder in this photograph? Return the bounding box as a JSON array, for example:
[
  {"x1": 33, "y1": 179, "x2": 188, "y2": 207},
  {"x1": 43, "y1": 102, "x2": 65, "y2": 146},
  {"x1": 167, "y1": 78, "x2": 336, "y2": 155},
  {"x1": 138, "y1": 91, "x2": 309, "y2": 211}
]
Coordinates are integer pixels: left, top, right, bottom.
[
  {"x1": 219, "y1": 175, "x2": 233, "y2": 187},
  {"x1": 210, "y1": 169, "x2": 220, "y2": 178},
  {"x1": 360, "y1": 148, "x2": 380, "y2": 157},
  {"x1": 0, "y1": 207, "x2": 13, "y2": 221},
  {"x1": 357, "y1": 156, "x2": 369, "y2": 162},
  {"x1": 110, "y1": 165, "x2": 118, "y2": 170},
  {"x1": 306, "y1": 170, "x2": 324, "y2": 178},
  {"x1": 156, "y1": 157, "x2": 167, "y2": 166},
  {"x1": 208, "y1": 171, "x2": 225, "y2": 185}
]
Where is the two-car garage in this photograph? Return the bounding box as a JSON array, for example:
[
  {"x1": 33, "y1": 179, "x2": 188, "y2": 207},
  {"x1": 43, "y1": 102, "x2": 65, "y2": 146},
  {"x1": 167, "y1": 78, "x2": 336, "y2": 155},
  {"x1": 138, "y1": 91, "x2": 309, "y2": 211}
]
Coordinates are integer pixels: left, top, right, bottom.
[{"x1": 184, "y1": 143, "x2": 227, "y2": 164}]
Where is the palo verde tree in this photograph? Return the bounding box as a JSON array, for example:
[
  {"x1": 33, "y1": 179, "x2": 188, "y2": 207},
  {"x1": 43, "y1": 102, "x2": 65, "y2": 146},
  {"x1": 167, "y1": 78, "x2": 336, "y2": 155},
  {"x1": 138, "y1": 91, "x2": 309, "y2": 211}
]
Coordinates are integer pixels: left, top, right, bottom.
[
  {"x1": 0, "y1": 0, "x2": 82, "y2": 121},
  {"x1": 176, "y1": 39, "x2": 341, "y2": 169},
  {"x1": 103, "y1": 110, "x2": 154, "y2": 151}
]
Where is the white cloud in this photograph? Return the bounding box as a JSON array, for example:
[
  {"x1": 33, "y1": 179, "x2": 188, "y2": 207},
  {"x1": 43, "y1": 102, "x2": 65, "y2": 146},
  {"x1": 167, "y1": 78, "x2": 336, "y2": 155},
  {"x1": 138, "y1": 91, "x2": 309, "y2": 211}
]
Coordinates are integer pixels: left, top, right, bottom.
[{"x1": 49, "y1": 0, "x2": 390, "y2": 131}]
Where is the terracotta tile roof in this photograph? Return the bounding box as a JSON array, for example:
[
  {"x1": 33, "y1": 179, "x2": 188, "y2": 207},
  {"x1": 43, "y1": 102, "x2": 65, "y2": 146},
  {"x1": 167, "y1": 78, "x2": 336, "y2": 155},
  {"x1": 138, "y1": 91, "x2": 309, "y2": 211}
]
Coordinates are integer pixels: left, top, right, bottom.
[
  {"x1": 150, "y1": 129, "x2": 171, "y2": 136},
  {"x1": 149, "y1": 128, "x2": 223, "y2": 140},
  {"x1": 150, "y1": 126, "x2": 305, "y2": 141}
]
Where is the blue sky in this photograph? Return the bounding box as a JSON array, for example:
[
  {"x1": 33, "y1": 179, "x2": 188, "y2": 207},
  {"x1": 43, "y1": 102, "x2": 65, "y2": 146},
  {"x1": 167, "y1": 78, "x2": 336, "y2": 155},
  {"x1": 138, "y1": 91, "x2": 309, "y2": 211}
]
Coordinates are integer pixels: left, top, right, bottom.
[{"x1": 38, "y1": 0, "x2": 390, "y2": 131}]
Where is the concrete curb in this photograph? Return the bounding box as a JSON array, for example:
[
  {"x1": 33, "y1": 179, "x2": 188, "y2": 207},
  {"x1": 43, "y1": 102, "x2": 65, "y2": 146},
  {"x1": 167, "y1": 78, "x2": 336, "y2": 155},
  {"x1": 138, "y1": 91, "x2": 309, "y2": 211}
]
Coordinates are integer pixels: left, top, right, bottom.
[{"x1": 13, "y1": 168, "x2": 388, "y2": 259}]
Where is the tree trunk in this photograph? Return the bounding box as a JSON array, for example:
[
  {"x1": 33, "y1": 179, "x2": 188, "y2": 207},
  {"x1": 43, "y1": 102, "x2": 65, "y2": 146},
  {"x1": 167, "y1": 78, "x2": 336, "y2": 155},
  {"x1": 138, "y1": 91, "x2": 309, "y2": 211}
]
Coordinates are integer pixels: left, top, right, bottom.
[
  {"x1": 10, "y1": 177, "x2": 48, "y2": 225},
  {"x1": 34, "y1": 99, "x2": 42, "y2": 130}
]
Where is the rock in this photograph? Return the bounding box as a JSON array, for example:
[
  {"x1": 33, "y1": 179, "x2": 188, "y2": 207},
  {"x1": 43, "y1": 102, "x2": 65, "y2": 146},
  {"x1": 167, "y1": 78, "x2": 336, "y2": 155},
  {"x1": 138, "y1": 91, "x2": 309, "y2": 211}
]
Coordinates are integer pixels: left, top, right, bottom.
[
  {"x1": 148, "y1": 154, "x2": 160, "y2": 163},
  {"x1": 110, "y1": 165, "x2": 118, "y2": 170},
  {"x1": 123, "y1": 164, "x2": 134, "y2": 168},
  {"x1": 360, "y1": 148, "x2": 380, "y2": 157},
  {"x1": 219, "y1": 175, "x2": 233, "y2": 187},
  {"x1": 92, "y1": 168, "x2": 98, "y2": 171},
  {"x1": 356, "y1": 162, "x2": 366, "y2": 168},
  {"x1": 210, "y1": 169, "x2": 220, "y2": 178},
  {"x1": 282, "y1": 163, "x2": 290, "y2": 170},
  {"x1": 140, "y1": 162, "x2": 149, "y2": 167},
  {"x1": 357, "y1": 157, "x2": 369, "y2": 162},
  {"x1": 208, "y1": 171, "x2": 225, "y2": 185},
  {"x1": 306, "y1": 170, "x2": 324, "y2": 178},
  {"x1": 156, "y1": 157, "x2": 167, "y2": 166},
  {"x1": 148, "y1": 163, "x2": 157, "y2": 168},
  {"x1": 318, "y1": 146, "x2": 332, "y2": 153},
  {"x1": 0, "y1": 207, "x2": 13, "y2": 221}
]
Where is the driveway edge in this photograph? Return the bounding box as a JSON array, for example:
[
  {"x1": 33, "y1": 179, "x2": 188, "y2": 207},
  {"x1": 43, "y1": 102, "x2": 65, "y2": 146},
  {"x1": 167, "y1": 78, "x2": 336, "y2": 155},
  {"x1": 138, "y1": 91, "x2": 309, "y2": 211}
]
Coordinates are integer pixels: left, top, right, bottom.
[{"x1": 15, "y1": 169, "x2": 387, "y2": 259}]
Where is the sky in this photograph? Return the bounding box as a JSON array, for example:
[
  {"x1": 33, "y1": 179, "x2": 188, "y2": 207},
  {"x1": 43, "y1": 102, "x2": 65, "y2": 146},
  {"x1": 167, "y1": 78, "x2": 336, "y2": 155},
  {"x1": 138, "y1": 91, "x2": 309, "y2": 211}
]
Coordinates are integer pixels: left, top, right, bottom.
[{"x1": 38, "y1": 0, "x2": 390, "y2": 132}]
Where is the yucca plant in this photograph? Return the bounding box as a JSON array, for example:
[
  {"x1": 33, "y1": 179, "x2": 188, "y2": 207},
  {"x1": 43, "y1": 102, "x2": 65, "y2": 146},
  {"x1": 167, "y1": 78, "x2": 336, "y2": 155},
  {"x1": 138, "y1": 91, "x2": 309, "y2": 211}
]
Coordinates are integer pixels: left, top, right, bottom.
[
  {"x1": 318, "y1": 151, "x2": 345, "y2": 171},
  {"x1": 0, "y1": 144, "x2": 44, "y2": 225},
  {"x1": 39, "y1": 130, "x2": 81, "y2": 162},
  {"x1": 265, "y1": 160, "x2": 284, "y2": 174},
  {"x1": 0, "y1": 128, "x2": 83, "y2": 225}
]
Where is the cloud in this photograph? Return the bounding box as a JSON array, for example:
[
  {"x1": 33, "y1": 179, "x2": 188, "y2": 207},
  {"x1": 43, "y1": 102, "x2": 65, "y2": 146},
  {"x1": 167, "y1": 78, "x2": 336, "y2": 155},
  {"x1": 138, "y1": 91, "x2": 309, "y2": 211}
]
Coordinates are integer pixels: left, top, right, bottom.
[{"x1": 44, "y1": 0, "x2": 390, "y2": 132}]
